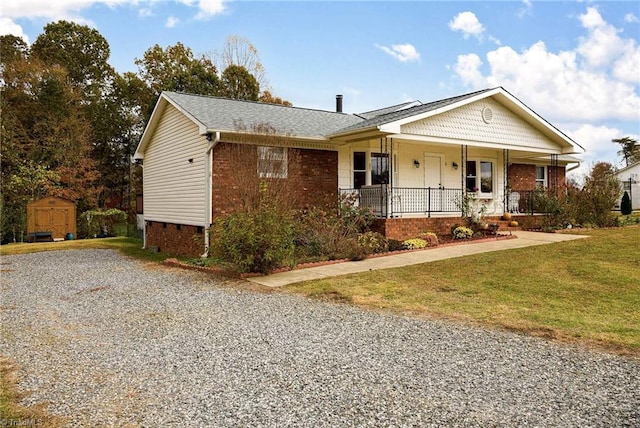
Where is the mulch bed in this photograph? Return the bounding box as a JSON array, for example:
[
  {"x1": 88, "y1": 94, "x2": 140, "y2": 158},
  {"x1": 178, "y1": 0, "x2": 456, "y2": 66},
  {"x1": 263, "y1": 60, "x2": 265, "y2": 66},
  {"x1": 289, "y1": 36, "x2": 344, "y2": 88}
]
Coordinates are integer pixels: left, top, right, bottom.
[{"x1": 164, "y1": 233, "x2": 517, "y2": 279}]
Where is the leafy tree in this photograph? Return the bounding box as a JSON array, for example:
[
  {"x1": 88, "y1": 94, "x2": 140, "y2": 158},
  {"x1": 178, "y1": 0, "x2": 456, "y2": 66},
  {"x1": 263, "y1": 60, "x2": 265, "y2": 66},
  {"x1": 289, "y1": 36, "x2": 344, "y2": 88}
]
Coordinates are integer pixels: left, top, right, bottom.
[
  {"x1": 30, "y1": 20, "x2": 113, "y2": 95},
  {"x1": 259, "y1": 90, "x2": 293, "y2": 106},
  {"x1": 135, "y1": 42, "x2": 219, "y2": 100},
  {"x1": 1, "y1": 52, "x2": 102, "y2": 241},
  {"x1": 0, "y1": 35, "x2": 29, "y2": 67},
  {"x1": 582, "y1": 162, "x2": 621, "y2": 227},
  {"x1": 220, "y1": 65, "x2": 260, "y2": 101},
  {"x1": 612, "y1": 137, "x2": 639, "y2": 167}
]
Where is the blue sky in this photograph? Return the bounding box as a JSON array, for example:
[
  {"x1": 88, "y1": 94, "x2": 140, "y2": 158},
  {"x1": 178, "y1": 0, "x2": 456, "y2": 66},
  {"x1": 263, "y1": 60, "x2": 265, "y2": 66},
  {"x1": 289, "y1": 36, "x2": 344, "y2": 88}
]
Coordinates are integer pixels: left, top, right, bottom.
[{"x1": 2, "y1": 1, "x2": 639, "y2": 176}]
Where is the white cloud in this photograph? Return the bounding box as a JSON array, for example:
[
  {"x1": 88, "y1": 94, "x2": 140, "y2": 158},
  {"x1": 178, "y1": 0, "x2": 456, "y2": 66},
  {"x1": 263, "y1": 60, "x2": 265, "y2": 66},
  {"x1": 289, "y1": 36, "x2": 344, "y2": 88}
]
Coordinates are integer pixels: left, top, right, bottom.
[
  {"x1": 567, "y1": 124, "x2": 622, "y2": 165},
  {"x1": 577, "y1": 7, "x2": 626, "y2": 68},
  {"x1": 375, "y1": 43, "x2": 420, "y2": 62},
  {"x1": 451, "y1": 8, "x2": 640, "y2": 123},
  {"x1": 449, "y1": 11, "x2": 485, "y2": 40},
  {"x1": 194, "y1": 0, "x2": 225, "y2": 19},
  {"x1": 0, "y1": 17, "x2": 30, "y2": 44},
  {"x1": 453, "y1": 53, "x2": 485, "y2": 88},
  {"x1": 166, "y1": 16, "x2": 180, "y2": 28},
  {"x1": 624, "y1": 13, "x2": 639, "y2": 24},
  {"x1": 0, "y1": 0, "x2": 226, "y2": 31},
  {"x1": 517, "y1": 0, "x2": 533, "y2": 18}
]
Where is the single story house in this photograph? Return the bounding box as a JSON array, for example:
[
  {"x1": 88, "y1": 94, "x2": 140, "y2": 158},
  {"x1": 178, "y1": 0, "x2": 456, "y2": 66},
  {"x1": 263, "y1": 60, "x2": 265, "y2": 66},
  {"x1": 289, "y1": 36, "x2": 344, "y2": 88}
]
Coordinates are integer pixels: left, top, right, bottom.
[
  {"x1": 614, "y1": 161, "x2": 640, "y2": 210},
  {"x1": 133, "y1": 87, "x2": 584, "y2": 256}
]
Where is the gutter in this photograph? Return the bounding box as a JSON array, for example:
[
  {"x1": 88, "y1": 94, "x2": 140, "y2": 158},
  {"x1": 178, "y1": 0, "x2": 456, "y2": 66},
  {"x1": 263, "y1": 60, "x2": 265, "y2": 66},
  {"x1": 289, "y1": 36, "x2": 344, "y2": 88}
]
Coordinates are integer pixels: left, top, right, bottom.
[{"x1": 202, "y1": 131, "x2": 220, "y2": 257}]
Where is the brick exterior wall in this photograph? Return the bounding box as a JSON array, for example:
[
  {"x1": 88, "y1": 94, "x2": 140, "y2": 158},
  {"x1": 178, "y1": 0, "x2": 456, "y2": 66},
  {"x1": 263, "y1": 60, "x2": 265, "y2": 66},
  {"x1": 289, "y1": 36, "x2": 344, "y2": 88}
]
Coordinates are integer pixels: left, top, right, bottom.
[
  {"x1": 547, "y1": 165, "x2": 566, "y2": 190},
  {"x1": 212, "y1": 142, "x2": 337, "y2": 219},
  {"x1": 371, "y1": 217, "x2": 466, "y2": 240},
  {"x1": 508, "y1": 163, "x2": 566, "y2": 191},
  {"x1": 146, "y1": 221, "x2": 204, "y2": 257},
  {"x1": 508, "y1": 163, "x2": 536, "y2": 190}
]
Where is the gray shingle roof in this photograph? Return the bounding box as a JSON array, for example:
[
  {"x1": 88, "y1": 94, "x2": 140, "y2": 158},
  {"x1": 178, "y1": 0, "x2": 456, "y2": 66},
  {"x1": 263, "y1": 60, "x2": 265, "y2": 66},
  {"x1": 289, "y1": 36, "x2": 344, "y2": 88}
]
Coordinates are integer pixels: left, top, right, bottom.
[
  {"x1": 357, "y1": 101, "x2": 423, "y2": 120},
  {"x1": 331, "y1": 88, "x2": 496, "y2": 135},
  {"x1": 164, "y1": 91, "x2": 362, "y2": 139}
]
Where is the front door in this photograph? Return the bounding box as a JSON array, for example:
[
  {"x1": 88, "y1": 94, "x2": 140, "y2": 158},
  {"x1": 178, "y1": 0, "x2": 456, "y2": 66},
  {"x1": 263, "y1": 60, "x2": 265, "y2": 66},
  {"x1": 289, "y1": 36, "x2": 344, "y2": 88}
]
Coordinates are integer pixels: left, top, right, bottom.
[{"x1": 424, "y1": 155, "x2": 442, "y2": 212}]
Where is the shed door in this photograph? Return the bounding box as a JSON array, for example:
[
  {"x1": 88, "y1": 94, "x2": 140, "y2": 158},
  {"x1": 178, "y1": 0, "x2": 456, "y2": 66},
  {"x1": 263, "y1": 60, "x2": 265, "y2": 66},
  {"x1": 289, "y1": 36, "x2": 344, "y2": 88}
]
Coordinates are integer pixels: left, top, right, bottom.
[
  {"x1": 35, "y1": 208, "x2": 51, "y2": 231},
  {"x1": 50, "y1": 209, "x2": 69, "y2": 238},
  {"x1": 34, "y1": 208, "x2": 69, "y2": 239}
]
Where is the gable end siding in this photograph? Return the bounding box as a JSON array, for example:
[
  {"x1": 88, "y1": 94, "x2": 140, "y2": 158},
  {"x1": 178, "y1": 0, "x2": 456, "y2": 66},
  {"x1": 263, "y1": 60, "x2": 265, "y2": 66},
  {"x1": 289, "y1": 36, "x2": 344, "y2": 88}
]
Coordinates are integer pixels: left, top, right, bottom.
[
  {"x1": 143, "y1": 105, "x2": 207, "y2": 226},
  {"x1": 401, "y1": 99, "x2": 558, "y2": 152}
]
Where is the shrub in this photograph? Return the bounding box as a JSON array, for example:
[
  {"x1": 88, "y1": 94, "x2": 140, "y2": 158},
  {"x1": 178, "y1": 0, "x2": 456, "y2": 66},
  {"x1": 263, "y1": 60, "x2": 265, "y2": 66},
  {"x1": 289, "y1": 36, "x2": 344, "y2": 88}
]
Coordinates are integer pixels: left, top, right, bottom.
[
  {"x1": 417, "y1": 232, "x2": 439, "y2": 247},
  {"x1": 621, "y1": 191, "x2": 632, "y2": 216},
  {"x1": 387, "y1": 239, "x2": 405, "y2": 252},
  {"x1": 403, "y1": 238, "x2": 428, "y2": 250},
  {"x1": 210, "y1": 207, "x2": 295, "y2": 274},
  {"x1": 357, "y1": 231, "x2": 388, "y2": 254},
  {"x1": 452, "y1": 226, "x2": 473, "y2": 240},
  {"x1": 293, "y1": 194, "x2": 374, "y2": 261}
]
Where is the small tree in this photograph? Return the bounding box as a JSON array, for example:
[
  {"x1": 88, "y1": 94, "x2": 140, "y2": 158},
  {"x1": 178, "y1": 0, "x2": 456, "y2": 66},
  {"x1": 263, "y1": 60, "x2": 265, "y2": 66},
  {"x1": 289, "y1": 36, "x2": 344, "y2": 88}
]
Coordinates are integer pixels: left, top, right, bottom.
[
  {"x1": 569, "y1": 162, "x2": 620, "y2": 227},
  {"x1": 621, "y1": 191, "x2": 632, "y2": 215}
]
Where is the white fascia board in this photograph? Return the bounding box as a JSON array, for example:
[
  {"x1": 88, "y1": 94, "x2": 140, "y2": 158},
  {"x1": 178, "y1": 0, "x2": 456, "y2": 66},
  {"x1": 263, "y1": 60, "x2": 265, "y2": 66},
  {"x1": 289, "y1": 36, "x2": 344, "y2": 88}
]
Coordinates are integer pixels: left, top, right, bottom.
[{"x1": 389, "y1": 133, "x2": 563, "y2": 155}]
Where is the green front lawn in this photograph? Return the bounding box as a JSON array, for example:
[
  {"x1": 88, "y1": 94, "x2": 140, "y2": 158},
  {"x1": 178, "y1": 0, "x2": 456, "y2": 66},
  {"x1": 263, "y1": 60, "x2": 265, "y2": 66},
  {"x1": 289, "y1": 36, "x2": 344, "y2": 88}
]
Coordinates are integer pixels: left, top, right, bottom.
[{"x1": 283, "y1": 226, "x2": 640, "y2": 356}]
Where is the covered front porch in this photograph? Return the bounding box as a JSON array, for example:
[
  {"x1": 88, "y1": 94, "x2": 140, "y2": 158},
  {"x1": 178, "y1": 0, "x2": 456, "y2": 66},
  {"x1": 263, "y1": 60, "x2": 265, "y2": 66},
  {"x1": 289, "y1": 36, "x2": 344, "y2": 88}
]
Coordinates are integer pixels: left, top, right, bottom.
[{"x1": 337, "y1": 137, "x2": 570, "y2": 220}]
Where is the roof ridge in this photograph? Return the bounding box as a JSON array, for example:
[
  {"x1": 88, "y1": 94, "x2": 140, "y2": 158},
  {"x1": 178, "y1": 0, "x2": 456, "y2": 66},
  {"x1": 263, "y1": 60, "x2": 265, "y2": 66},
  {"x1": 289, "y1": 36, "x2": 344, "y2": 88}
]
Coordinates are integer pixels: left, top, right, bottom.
[{"x1": 164, "y1": 91, "x2": 355, "y2": 116}]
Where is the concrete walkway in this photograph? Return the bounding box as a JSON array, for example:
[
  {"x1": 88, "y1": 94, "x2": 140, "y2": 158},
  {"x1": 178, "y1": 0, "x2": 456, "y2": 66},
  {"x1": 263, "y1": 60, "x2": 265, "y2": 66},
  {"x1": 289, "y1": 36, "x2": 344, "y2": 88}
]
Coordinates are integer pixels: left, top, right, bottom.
[{"x1": 247, "y1": 231, "x2": 589, "y2": 287}]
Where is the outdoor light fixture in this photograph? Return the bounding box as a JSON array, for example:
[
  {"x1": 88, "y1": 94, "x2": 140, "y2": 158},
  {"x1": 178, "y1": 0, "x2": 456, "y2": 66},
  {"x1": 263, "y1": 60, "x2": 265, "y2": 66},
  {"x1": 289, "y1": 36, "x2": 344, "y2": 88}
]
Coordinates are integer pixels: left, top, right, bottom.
[
  {"x1": 413, "y1": 159, "x2": 420, "y2": 168},
  {"x1": 452, "y1": 162, "x2": 459, "y2": 170}
]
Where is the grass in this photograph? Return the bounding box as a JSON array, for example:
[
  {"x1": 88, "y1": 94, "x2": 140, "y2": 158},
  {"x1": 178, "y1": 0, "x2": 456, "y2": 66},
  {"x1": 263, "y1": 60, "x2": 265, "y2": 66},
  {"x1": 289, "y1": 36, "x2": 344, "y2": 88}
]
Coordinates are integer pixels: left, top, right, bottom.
[
  {"x1": 0, "y1": 236, "x2": 169, "y2": 263},
  {"x1": 283, "y1": 226, "x2": 640, "y2": 356},
  {"x1": 0, "y1": 357, "x2": 65, "y2": 427}
]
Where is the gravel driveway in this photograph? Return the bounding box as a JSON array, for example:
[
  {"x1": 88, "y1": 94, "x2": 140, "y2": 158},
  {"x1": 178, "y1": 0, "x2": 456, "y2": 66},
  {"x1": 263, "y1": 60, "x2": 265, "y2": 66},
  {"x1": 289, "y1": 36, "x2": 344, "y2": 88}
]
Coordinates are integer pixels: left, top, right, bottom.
[{"x1": 1, "y1": 249, "x2": 638, "y2": 427}]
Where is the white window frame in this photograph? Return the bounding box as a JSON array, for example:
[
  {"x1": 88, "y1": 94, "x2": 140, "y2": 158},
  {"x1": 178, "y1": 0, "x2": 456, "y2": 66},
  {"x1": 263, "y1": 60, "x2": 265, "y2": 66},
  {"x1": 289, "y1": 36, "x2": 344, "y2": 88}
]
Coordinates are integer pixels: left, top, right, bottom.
[
  {"x1": 535, "y1": 165, "x2": 547, "y2": 188},
  {"x1": 466, "y1": 159, "x2": 495, "y2": 198},
  {"x1": 351, "y1": 150, "x2": 395, "y2": 188},
  {"x1": 257, "y1": 146, "x2": 287, "y2": 179}
]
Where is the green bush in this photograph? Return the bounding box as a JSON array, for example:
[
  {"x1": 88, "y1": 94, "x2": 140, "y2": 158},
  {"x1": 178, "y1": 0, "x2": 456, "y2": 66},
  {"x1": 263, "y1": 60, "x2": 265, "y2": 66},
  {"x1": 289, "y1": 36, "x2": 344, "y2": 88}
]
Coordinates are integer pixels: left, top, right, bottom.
[
  {"x1": 403, "y1": 238, "x2": 428, "y2": 250},
  {"x1": 293, "y1": 195, "x2": 375, "y2": 261},
  {"x1": 357, "y1": 231, "x2": 388, "y2": 254},
  {"x1": 452, "y1": 226, "x2": 473, "y2": 240},
  {"x1": 210, "y1": 207, "x2": 295, "y2": 274},
  {"x1": 621, "y1": 191, "x2": 632, "y2": 216}
]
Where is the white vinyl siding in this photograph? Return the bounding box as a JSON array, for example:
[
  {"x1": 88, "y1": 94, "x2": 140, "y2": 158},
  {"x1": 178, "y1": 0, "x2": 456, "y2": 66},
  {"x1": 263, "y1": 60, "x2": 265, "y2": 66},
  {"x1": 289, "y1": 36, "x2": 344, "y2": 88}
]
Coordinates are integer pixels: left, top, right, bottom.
[
  {"x1": 143, "y1": 104, "x2": 207, "y2": 226},
  {"x1": 401, "y1": 98, "x2": 558, "y2": 152}
]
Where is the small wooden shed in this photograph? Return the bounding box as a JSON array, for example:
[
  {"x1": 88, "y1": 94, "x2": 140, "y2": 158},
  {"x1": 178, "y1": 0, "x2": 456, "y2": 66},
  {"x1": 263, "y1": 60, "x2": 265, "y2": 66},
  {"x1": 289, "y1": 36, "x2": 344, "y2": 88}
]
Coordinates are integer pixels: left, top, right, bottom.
[{"x1": 27, "y1": 196, "x2": 76, "y2": 241}]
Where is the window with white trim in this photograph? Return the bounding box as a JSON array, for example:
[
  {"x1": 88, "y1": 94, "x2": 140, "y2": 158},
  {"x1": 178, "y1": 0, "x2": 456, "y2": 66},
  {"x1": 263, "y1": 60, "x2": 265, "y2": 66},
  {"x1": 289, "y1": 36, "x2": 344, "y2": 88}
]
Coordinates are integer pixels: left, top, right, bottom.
[
  {"x1": 257, "y1": 146, "x2": 287, "y2": 178},
  {"x1": 466, "y1": 160, "x2": 494, "y2": 195},
  {"x1": 535, "y1": 166, "x2": 547, "y2": 188}
]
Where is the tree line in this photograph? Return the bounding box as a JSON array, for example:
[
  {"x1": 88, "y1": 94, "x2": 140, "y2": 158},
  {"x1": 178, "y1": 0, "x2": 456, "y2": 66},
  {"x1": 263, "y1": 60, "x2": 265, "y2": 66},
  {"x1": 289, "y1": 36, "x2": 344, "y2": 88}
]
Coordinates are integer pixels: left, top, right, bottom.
[{"x1": 0, "y1": 21, "x2": 290, "y2": 243}]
